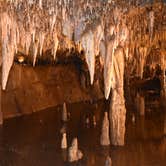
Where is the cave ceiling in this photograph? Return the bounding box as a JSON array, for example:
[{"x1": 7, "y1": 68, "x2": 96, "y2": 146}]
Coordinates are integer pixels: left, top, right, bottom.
[{"x1": 0, "y1": 0, "x2": 166, "y2": 99}]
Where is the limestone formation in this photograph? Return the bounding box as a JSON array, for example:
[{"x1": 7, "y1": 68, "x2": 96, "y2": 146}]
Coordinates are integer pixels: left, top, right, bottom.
[
  {"x1": 109, "y1": 47, "x2": 126, "y2": 146},
  {"x1": 0, "y1": 1, "x2": 165, "y2": 147},
  {"x1": 93, "y1": 115, "x2": 97, "y2": 127},
  {"x1": 86, "y1": 117, "x2": 90, "y2": 127},
  {"x1": 105, "y1": 156, "x2": 112, "y2": 166},
  {"x1": 132, "y1": 114, "x2": 136, "y2": 124},
  {"x1": 62, "y1": 102, "x2": 68, "y2": 122},
  {"x1": 136, "y1": 92, "x2": 145, "y2": 116},
  {"x1": 0, "y1": 0, "x2": 165, "y2": 100},
  {"x1": 68, "y1": 137, "x2": 83, "y2": 162},
  {"x1": 100, "y1": 112, "x2": 110, "y2": 146},
  {"x1": 61, "y1": 133, "x2": 67, "y2": 149}
]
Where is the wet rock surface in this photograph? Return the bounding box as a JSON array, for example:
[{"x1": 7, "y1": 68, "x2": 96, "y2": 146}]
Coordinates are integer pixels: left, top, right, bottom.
[{"x1": 2, "y1": 63, "x2": 103, "y2": 119}]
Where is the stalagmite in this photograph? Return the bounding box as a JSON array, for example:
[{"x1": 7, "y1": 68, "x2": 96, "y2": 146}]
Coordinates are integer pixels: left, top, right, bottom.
[
  {"x1": 100, "y1": 112, "x2": 110, "y2": 146},
  {"x1": 109, "y1": 47, "x2": 126, "y2": 146},
  {"x1": 132, "y1": 114, "x2": 136, "y2": 124},
  {"x1": 86, "y1": 117, "x2": 90, "y2": 127},
  {"x1": 68, "y1": 138, "x2": 83, "y2": 162},
  {"x1": 62, "y1": 102, "x2": 68, "y2": 122},
  {"x1": 61, "y1": 133, "x2": 67, "y2": 149},
  {"x1": 105, "y1": 156, "x2": 112, "y2": 166},
  {"x1": 93, "y1": 115, "x2": 97, "y2": 127},
  {"x1": 136, "y1": 92, "x2": 145, "y2": 116}
]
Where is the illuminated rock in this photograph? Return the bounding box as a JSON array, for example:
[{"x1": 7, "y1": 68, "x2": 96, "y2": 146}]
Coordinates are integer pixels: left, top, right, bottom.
[
  {"x1": 68, "y1": 137, "x2": 83, "y2": 162},
  {"x1": 109, "y1": 47, "x2": 126, "y2": 146},
  {"x1": 132, "y1": 114, "x2": 136, "y2": 124},
  {"x1": 81, "y1": 31, "x2": 95, "y2": 85},
  {"x1": 62, "y1": 102, "x2": 68, "y2": 122},
  {"x1": 105, "y1": 156, "x2": 112, "y2": 166},
  {"x1": 61, "y1": 133, "x2": 67, "y2": 149},
  {"x1": 100, "y1": 112, "x2": 110, "y2": 146}
]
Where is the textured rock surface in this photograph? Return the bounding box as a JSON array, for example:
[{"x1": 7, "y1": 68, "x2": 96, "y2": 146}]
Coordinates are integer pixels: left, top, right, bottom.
[
  {"x1": 68, "y1": 137, "x2": 83, "y2": 162},
  {"x1": 2, "y1": 63, "x2": 103, "y2": 119},
  {"x1": 61, "y1": 133, "x2": 67, "y2": 149},
  {"x1": 109, "y1": 47, "x2": 126, "y2": 146},
  {"x1": 100, "y1": 112, "x2": 110, "y2": 146},
  {"x1": 0, "y1": 1, "x2": 166, "y2": 98}
]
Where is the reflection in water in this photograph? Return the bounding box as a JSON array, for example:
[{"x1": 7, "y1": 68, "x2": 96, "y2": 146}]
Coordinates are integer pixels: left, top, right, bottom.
[
  {"x1": 0, "y1": 99, "x2": 166, "y2": 166},
  {"x1": 135, "y1": 92, "x2": 145, "y2": 116},
  {"x1": 164, "y1": 113, "x2": 166, "y2": 136}
]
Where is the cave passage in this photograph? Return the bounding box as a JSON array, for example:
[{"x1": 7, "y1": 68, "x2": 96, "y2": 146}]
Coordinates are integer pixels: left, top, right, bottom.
[{"x1": 0, "y1": 0, "x2": 166, "y2": 165}]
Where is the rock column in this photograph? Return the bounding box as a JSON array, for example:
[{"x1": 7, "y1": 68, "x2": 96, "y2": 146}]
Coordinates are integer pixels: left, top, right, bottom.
[{"x1": 109, "y1": 47, "x2": 126, "y2": 146}]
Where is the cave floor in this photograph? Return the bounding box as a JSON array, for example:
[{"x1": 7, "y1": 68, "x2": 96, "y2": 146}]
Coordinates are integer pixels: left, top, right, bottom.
[{"x1": 0, "y1": 98, "x2": 166, "y2": 166}]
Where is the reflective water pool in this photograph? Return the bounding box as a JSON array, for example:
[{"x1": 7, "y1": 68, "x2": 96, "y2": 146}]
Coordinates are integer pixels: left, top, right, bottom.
[{"x1": 0, "y1": 99, "x2": 166, "y2": 166}]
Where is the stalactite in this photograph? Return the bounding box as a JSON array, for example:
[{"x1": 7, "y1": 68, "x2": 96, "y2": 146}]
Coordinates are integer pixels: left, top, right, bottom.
[
  {"x1": 81, "y1": 30, "x2": 95, "y2": 85},
  {"x1": 1, "y1": 12, "x2": 16, "y2": 90},
  {"x1": 100, "y1": 112, "x2": 110, "y2": 146},
  {"x1": 33, "y1": 40, "x2": 39, "y2": 67},
  {"x1": 94, "y1": 24, "x2": 104, "y2": 57},
  {"x1": 137, "y1": 46, "x2": 148, "y2": 79},
  {"x1": 52, "y1": 32, "x2": 59, "y2": 60},
  {"x1": 99, "y1": 40, "x2": 106, "y2": 66},
  {"x1": 104, "y1": 39, "x2": 115, "y2": 99},
  {"x1": 50, "y1": 14, "x2": 57, "y2": 33},
  {"x1": 39, "y1": 0, "x2": 43, "y2": 9},
  {"x1": 0, "y1": 0, "x2": 165, "y2": 94},
  {"x1": 25, "y1": 32, "x2": 31, "y2": 55},
  {"x1": 39, "y1": 32, "x2": 45, "y2": 56}
]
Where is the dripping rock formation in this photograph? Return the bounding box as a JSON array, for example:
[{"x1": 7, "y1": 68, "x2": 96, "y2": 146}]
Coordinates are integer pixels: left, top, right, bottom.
[{"x1": 0, "y1": 0, "x2": 166, "y2": 146}]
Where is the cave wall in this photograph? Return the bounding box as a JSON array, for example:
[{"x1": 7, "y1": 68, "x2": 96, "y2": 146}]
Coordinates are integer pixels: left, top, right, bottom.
[
  {"x1": 0, "y1": 0, "x2": 166, "y2": 145},
  {"x1": 2, "y1": 63, "x2": 103, "y2": 119},
  {"x1": 0, "y1": 0, "x2": 166, "y2": 99}
]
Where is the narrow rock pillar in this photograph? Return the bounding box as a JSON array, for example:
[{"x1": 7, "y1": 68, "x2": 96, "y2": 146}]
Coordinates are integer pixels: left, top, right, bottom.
[{"x1": 109, "y1": 47, "x2": 126, "y2": 146}]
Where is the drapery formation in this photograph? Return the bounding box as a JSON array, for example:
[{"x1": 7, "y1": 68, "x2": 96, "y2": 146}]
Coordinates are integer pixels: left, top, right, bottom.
[
  {"x1": 0, "y1": 1, "x2": 165, "y2": 97},
  {"x1": 0, "y1": 0, "x2": 166, "y2": 144}
]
